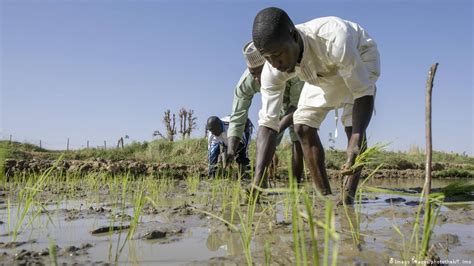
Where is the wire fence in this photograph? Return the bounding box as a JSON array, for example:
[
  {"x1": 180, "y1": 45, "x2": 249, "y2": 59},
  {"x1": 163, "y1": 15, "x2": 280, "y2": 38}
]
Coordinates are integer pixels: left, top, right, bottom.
[{"x1": 0, "y1": 132, "x2": 142, "y2": 151}]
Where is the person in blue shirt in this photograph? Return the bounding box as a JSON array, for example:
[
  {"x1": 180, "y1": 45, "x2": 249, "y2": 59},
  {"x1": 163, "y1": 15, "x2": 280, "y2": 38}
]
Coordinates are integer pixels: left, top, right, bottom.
[{"x1": 206, "y1": 116, "x2": 253, "y2": 177}]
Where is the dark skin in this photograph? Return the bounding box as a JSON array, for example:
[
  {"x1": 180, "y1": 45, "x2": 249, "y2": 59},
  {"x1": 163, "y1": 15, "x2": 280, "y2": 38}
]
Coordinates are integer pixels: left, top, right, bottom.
[
  {"x1": 228, "y1": 65, "x2": 304, "y2": 184},
  {"x1": 278, "y1": 106, "x2": 304, "y2": 183},
  {"x1": 341, "y1": 126, "x2": 368, "y2": 205},
  {"x1": 207, "y1": 120, "x2": 224, "y2": 137},
  {"x1": 255, "y1": 23, "x2": 374, "y2": 200}
]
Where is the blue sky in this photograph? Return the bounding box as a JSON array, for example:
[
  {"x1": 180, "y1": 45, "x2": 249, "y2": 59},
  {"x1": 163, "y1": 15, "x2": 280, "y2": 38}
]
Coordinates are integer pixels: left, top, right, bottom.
[{"x1": 1, "y1": 0, "x2": 472, "y2": 154}]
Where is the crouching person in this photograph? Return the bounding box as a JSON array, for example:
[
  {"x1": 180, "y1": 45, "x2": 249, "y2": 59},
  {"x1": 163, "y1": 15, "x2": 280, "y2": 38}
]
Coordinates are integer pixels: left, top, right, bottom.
[{"x1": 207, "y1": 116, "x2": 253, "y2": 178}]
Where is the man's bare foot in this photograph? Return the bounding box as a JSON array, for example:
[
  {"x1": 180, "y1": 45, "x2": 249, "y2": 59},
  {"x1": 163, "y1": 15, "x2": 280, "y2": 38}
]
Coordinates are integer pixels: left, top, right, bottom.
[{"x1": 337, "y1": 194, "x2": 355, "y2": 206}]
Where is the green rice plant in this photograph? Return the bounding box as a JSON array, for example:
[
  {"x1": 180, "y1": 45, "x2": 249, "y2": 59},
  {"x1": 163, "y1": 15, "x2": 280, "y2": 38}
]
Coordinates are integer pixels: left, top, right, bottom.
[
  {"x1": 186, "y1": 174, "x2": 200, "y2": 195},
  {"x1": 264, "y1": 240, "x2": 271, "y2": 265},
  {"x1": 340, "y1": 143, "x2": 386, "y2": 250},
  {"x1": 438, "y1": 180, "x2": 474, "y2": 198},
  {"x1": 11, "y1": 158, "x2": 60, "y2": 241},
  {"x1": 228, "y1": 178, "x2": 242, "y2": 224},
  {"x1": 410, "y1": 191, "x2": 444, "y2": 262},
  {"x1": 48, "y1": 237, "x2": 58, "y2": 266},
  {"x1": 115, "y1": 180, "x2": 146, "y2": 263},
  {"x1": 323, "y1": 199, "x2": 332, "y2": 266},
  {"x1": 299, "y1": 195, "x2": 339, "y2": 266},
  {"x1": 342, "y1": 163, "x2": 384, "y2": 250},
  {"x1": 128, "y1": 184, "x2": 146, "y2": 239},
  {"x1": 287, "y1": 171, "x2": 307, "y2": 266},
  {"x1": 345, "y1": 142, "x2": 387, "y2": 174},
  {"x1": 208, "y1": 176, "x2": 224, "y2": 210},
  {"x1": 302, "y1": 193, "x2": 319, "y2": 266},
  {"x1": 238, "y1": 181, "x2": 264, "y2": 265},
  {"x1": 156, "y1": 177, "x2": 175, "y2": 198},
  {"x1": 197, "y1": 176, "x2": 268, "y2": 266},
  {"x1": 391, "y1": 223, "x2": 408, "y2": 261},
  {"x1": 113, "y1": 174, "x2": 131, "y2": 262}
]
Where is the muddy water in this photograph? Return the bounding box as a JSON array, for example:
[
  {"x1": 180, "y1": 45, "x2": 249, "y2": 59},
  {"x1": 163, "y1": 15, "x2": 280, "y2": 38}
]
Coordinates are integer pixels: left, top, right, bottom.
[{"x1": 0, "y1": 178, "x2": 473, "y2": 265}]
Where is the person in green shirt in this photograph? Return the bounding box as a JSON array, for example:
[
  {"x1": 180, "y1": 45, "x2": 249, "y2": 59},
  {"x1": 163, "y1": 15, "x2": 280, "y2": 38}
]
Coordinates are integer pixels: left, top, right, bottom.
[{"x1": 226, "y1": 41, "x2": 305, "y2": 183}]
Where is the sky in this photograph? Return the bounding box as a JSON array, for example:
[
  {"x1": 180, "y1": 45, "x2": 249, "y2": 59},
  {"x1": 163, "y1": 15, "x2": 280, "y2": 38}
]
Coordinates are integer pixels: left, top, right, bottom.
[{"x1": 1, "y1": 0, "x2": 473, "y2": 155}]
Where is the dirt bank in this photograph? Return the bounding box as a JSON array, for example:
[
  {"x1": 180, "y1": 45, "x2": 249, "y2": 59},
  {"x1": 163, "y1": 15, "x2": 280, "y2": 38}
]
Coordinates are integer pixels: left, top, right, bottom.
[{"x1": 4, "y1": 158, "x2": 472, "y2": 181}]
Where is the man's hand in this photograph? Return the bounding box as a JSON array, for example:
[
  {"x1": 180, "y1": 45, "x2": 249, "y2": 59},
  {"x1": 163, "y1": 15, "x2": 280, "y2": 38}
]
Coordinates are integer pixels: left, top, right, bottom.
[
  {"x1": 341, "y1": 134, "x2": 361, "y2": 175},
  {"x1": 253, "y1": 126, "x2": 278, "y2": 189},
  {"x1": 278, "y1": 106, "x2": 297, "y2": 133},
  {"x1": 226, "y1": 136, "x2": 241, "y2": 165},
  {"x1": 341, "y1": 95, "x2": 373, "y2": 175}
]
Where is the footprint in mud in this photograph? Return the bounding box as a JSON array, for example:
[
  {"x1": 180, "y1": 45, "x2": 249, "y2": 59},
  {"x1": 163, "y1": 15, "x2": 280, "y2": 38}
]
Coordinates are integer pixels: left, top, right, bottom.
[
  {"x1": 13, "y1": 248, "x2": 49, "y2": 263},
  {"x1": 170, "y1": 203, "x2": 195, "y2": 216},
  {"x1": 141, "y1": 228, "x2": 184, "y2": 240},
  {"x1": 64, "y1": 209, "x2": 84, "y2": 221},
  {"x1": 62, "y1": 243, "x2": 94, "y2": 256},
  {"x1": 142, "y1": 204, "x2": 164, "y2": 215},
  {"x1": 110, "y1": 212, "x2": 132, "y2": 221},
  {"x1": 134, "y1": 221, "x2": 185, "y2": 243},
  {"x1": 88, "y1": 206, "x2": 112, "y2": 213},
  {"x1": 384, "y1": 197, "x2": 406, "y2": 204},
  {"x1": 90, "y1": 225, "x2": 130, "y2": 235},
  {"x1": 0, "y1": 240, "x2": 36, "y2": 249},
  {"x1": 404, "y1": 200, "x2": 420, "y2": 206},
  {"x1": 4, "y1": 243, "x2": 94, "y2": 264}
]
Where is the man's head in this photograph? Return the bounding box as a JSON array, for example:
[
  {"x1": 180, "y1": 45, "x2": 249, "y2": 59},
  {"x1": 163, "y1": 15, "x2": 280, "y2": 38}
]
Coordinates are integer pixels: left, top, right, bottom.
[
  {"x1": 242, "y1": 41, "x2": 265, "y2": 85},
  {"x1": 252, "y1": 7, "x2": 301, "y2": 73},
  {"x1": 207, "y1": 116, "x2": 224, "y2": 136}
]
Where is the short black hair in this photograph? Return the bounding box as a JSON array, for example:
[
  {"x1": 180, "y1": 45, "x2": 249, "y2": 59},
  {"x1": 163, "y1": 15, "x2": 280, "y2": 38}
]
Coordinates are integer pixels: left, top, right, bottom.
[
  {"x1": 252, "y1": 7, "x2": 295, "y2": 51},
  {"x1": 206, "y1": 116, "x2": 221, "y2": 130}
]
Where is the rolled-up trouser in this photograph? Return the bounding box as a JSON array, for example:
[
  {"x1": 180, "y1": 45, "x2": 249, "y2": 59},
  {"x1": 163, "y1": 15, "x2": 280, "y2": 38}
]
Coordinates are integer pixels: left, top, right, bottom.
[
  {"x1": 293, "y1": 103, "x2": 354, "y2": 129},
  {"x1": 293, "y1": 83, "x2": 376, "y2": 129}
]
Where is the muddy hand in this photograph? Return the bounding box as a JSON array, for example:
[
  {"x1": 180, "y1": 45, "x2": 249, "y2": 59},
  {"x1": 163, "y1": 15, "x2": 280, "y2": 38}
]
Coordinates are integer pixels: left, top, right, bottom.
[
  {"x1": 341, "y1": 144, "x2": 361, "y2": 176},
  {"x1": 225, "y1": 151, "x2": 235, "y2": 167}
]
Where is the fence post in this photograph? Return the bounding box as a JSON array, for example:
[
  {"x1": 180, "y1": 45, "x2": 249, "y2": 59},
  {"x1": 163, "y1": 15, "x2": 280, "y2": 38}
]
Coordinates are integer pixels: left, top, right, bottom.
[
  {"x1": 9, "y1": 135, "x2": 12, "y2": 144},
  {"x1": 424, "y1": 63, "x2": 438, "y2": 199},
  {"x1": 104, "y1": 140, "x2": 107, "y2": 150},
  {"x1": 67, "y1": 138, "x2": 70, "y2": 151},
  {"x1": 40, "y1": 140, "x2": 42, "y2": 149},
  {"x1": 87, "y1": 140, "x2": 89, "y2": 149}
]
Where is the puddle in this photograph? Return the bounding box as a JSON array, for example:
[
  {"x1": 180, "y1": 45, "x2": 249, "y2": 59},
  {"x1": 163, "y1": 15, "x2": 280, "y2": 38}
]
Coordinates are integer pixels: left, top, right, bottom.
[{"x1": 0, "y1": 177, "x2": 472, "y2": 265}]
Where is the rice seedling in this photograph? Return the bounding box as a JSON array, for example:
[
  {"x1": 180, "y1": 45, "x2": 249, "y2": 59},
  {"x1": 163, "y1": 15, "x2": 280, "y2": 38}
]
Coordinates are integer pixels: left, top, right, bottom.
[
  {"x1": 186, "y1": 174, "x2": 200, "y2": 195},
  {"x1": 264, "y1": 240, "x2": 272, "y2": 266},
  {"x1": 302, "y1": 193, "x2": 319, "y2": 266},
  {"x1": 288, "y1": 172, "x2": 306, "y2": 266},
  {"x1": 48, "y1": 236, "x2": 58, "y2": 266},
  {"x1": 228, "y1": 177, "x2": 243, "y2": 224},
  {"x1": 10, "y1": 159, "x2": 60, "y2": 241},
  {"x1": 196, "y1": 174, "x2": 268, "y2": 265}
]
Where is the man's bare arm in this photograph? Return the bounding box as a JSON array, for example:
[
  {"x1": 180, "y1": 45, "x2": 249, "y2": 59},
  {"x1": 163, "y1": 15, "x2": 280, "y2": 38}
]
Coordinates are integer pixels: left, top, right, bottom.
[
  {"x1": 343, "y1": 95, "x2": 374, "y2": 172},
  {"x1": 278, "y1": 106, "x2": 297, "y2": 133},
  {"x1": 252, "y1": 126, "x2": 278, "y2": 188}
]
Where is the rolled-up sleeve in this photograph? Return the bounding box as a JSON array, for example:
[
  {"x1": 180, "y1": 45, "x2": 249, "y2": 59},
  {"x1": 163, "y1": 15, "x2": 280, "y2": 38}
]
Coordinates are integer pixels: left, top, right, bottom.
[
  {"x1": 228, "y1": 73, "x2": 257, "y2": 139},
  {"x1": 330, "y1": 31, "x2": 375, "y2": 99},
  {"x1": 258, "y1": 63, "x2": 289, "y2": 131}
]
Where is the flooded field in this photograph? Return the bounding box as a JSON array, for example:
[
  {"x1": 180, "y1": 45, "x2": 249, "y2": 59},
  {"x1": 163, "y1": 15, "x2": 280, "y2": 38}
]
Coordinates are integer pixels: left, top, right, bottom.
[{"x1": 0, "y1": 173, "x2": 473, "y2": 265}]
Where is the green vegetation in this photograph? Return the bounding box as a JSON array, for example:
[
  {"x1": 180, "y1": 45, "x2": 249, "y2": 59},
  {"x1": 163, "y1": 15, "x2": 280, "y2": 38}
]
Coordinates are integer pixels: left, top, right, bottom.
[
  {"x1": 0, "y1": 141, "x2": 9, "y2": 180},
  {"x1": 2, "y1": 139, "x2": 472, "y2": 172},
  {"x1": 1, "y1": 139, "x2": 473, "y2": 264}
]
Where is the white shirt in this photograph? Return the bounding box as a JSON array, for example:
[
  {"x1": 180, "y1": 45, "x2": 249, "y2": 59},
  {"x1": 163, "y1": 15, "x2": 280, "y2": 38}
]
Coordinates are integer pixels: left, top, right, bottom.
[
  {"x1": 207, "y1": 116, "x2": 230, "y2": 150},
  {"x1": 259, "y1": 16, "x2": 381, "y2": 131}
]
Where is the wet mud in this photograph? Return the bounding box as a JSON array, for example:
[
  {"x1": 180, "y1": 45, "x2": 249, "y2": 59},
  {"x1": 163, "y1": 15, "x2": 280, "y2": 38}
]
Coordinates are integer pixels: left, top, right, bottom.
[{"x1": 0, "y1": 177, "x2": 473, "y2": 265}]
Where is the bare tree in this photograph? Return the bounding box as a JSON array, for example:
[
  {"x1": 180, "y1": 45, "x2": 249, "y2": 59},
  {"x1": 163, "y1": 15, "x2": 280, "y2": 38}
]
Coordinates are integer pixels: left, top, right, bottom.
[
  {"x1": 153, "y1": 110, "x2": 177, "y2": 142},
  {"x1": 178, "y1": 108, "x2": 197, "y2": 140}
]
